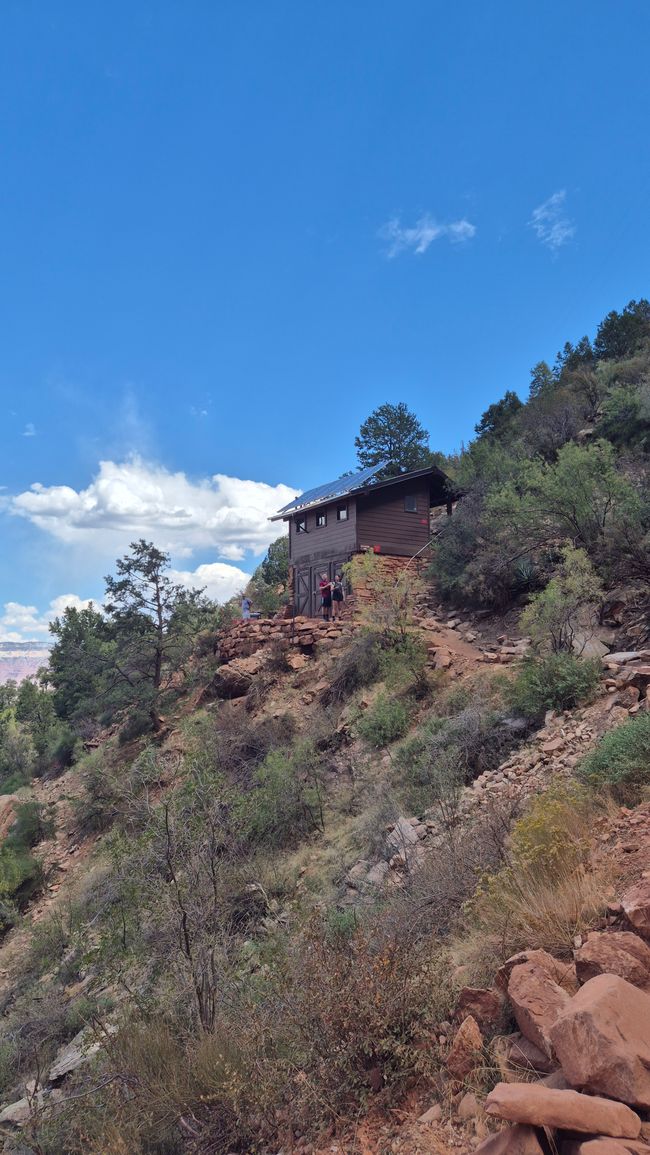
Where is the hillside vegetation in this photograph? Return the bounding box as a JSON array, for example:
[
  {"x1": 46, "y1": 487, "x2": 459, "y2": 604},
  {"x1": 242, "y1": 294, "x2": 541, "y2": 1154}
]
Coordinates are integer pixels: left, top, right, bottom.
[{"x1": 0, "y1": 299, "x2": 649, "y2": 1154}]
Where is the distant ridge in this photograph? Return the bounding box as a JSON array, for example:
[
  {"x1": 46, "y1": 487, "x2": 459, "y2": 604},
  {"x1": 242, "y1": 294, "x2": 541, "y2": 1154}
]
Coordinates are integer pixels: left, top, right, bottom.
[{"x1": 0, "y1": 642, "x2": 50, "y2": 684}]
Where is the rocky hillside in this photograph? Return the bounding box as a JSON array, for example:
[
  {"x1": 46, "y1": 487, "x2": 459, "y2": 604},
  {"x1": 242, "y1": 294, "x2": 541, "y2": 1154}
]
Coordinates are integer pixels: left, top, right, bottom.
[{"x1": 0, "y1": 575, "x2": 648, "y2": 1153}]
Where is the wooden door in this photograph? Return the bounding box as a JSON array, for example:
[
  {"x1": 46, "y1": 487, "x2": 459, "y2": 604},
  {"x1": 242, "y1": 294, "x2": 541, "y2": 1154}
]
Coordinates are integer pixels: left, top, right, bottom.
[{"x1": 295, "y1": 567, "x2": 312, "y2": 617}]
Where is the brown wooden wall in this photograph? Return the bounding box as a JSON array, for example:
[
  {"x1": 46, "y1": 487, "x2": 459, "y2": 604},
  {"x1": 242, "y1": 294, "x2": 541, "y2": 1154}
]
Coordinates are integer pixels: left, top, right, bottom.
[
  {"x1": 356, "y1": 482, "x2": 430, "y2": 557},
  {"x1": 289, "y1": 498, "x2": 357, "y2": 567}
]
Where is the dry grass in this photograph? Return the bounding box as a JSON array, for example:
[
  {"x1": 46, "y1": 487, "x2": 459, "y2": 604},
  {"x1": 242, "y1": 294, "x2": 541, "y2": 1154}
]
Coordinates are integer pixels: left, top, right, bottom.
[{"x1": 456, "y1": 860, "x2": 611, "y2": 985}]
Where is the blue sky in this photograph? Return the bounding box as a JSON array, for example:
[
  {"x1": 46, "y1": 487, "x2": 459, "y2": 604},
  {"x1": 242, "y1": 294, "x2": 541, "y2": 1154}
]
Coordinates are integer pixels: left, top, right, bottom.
[{"x1": 1, "y1": 1, "x2": 649, "y2": 640}]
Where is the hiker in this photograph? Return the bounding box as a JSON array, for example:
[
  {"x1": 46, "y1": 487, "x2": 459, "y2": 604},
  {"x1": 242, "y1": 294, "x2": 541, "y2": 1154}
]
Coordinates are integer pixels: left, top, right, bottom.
[
  {"x1": 241, "y1": 594, "x2": 252, "y2": 621},
  {"x1": 318, "y1": 573, "x2": 332, "y2": 621},
  {"x1": 331, "y1": 573, "x2": 344, "y2": 620}
]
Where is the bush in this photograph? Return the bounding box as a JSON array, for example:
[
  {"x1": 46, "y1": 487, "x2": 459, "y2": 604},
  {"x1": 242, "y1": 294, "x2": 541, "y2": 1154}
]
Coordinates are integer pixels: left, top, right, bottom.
[
  {"x1": 7, "y1": 800, "x2": 54, "y2": 849},
  {"x1": 234, "y1": 740, "x2": 325, "y2": 848},
  {"x1": 357, "y1": 692, "x2": 409, "y2": 748},
  {"x1": 394, "y1": 698, "x2": 525, "y2": 814},
  {"x1": 458, "y1": 783, "x2": 607, "y2": 977},
  {"x1": 579, "y1": 713, "x2": 650, "y2": 802},
  {"x1": 119, "y1": 709, "x2": 154, "y2": 745},
  {"x1": 520, "y1": 544, "x2": 602, "y2": 653},
  {"x1": 322, "y1": 632, "x2": 382, "y2": 704},
  {"x1": 279, "y1": 917, "x2": 454, "y2": 1111},
  {"x1": 0, "y1": 844, "x2": 42, "y2": 910},
  {"x1": 0, "y1": 726, "x2": 34, "y2": 792},
  {"x1": 508, "y1": 653, "x2": 600, "y2": 720}
]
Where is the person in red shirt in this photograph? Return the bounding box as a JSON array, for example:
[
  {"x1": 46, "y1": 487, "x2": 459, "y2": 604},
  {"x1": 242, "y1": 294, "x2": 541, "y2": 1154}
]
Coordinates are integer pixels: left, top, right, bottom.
[{"x1": 319, "y1": 574, "x2": 332, "y2": 621}]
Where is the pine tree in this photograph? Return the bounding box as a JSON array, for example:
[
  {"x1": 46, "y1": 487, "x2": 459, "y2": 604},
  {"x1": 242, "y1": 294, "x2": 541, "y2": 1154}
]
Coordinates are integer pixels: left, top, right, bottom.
[{"x1": 355, "y1": 402, "x2": 430, "y2": 477}]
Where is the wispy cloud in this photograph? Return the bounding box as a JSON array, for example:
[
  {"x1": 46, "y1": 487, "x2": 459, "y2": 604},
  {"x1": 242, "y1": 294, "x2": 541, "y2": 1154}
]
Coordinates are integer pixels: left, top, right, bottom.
[
  {"x1": 22, "y1": 422, "x2": 36, "y2": 437},
  {"x1": 378, "y1": 213, "x2": 476, "y2": 258},
  {"x1": 529, "y1": 190, "x2": 575, "y2": 252}
]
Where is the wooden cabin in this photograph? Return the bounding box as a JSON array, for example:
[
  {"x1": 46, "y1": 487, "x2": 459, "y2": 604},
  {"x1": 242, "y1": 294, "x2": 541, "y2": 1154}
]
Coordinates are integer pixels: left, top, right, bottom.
[{"x1": 270, "y1": 462, "x2": 453, "y2": 617}]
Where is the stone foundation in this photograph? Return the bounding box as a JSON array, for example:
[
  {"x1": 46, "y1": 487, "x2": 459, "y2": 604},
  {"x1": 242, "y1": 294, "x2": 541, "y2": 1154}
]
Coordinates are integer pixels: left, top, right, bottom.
[{"x1": 216, "y1": 615, "x2": 357, "y2": 664}]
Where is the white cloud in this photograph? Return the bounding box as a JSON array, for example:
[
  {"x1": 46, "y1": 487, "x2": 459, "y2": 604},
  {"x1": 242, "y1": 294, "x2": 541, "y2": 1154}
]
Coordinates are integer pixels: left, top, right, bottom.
[
  {"x1": 0, "y1": 594, "x2": 93, "y2": 644},
  {"x1": 22, "y1": 422, "x2": 36, "y2": 437},
  {"x1": 529, "y1": 190, "x2": 575, "y2": 252},
  {"x1": 170, "y1": 561, "x2": 251, "y2": 603},
  {"x1": 379, "y1": 213, "x2": 476, "y2": 258},
  {"x1": 8, "y1": 458, "x2": 297, "y2": 561}
]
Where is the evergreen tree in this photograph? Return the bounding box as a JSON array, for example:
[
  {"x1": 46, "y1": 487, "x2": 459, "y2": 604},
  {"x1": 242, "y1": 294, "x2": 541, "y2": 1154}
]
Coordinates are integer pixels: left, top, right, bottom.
[
  {"x1": 260, "y1": 535, "x2": 289, "y2": 587},
  {"x1": 355, "y1": 402, "x2": 430, "y2": 477},
  {"x1": 474, "y1": 390, "x2": 523, "y2": 440},
  {"x1": 594, "y1": 299, "x2": 650, "y2": 361},
  {"x1": 528, "y1": 361, "x2": 555, "y2": 400},
  {"x1": 103, "y1": 540, "x2": 209, "y2": 732}
]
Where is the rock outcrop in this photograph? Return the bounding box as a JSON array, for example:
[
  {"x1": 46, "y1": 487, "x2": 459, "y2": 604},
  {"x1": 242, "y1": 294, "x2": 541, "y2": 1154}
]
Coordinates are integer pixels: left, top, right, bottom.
[
  {"x1": 507, "y1": 961, "x2": 570, "y2": 1058},
  {"x1": 550, "y1": 974, "x2": 650, "y2": 1109},
  {"x1": 484, "y1": 1083, "x2": 641, "y2": 1138}
]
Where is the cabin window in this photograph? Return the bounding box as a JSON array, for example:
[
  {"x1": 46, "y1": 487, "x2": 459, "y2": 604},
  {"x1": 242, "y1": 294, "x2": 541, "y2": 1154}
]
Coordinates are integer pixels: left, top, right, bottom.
[
  {"x1": 316, "y1": 512, "x2": 327, "y2": 528},
  {"x1": 404, "y1": 494, "x2": 417, "y2": 513},
  {"x1": 296, "y1": 518, "x2": 307, "y2": 533},
  {"x1": 336, "y1": 505, "x2": 348, "y2": 521}
]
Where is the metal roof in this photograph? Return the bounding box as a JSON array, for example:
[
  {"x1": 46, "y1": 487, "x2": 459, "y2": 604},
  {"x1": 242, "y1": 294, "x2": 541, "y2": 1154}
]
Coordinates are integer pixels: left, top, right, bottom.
[{"x1": 271, "y1": 461, "x2": 390, "y2": 520}]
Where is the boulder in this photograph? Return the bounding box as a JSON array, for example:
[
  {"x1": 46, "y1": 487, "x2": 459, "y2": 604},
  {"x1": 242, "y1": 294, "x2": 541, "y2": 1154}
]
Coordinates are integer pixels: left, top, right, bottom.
[
  {"x1": 506, "y1": 1033, "x2": 558, "y2": 1075},
  {"x1": 446, "y1": 1014, "x2": 483, "y2": 1080},
  {"x1": 0, "y1": 1094, "x2": 44, "y2": 1127},
  {"x1": 496, "y1": 949, "x2": 577, "y2": 993},
  {"x1": 562, "y1": 1140, "x2": 650, "y2": 1155},
  {"x1": 418, "y1": 1103, "x2": 442, "y2": 1124},
  {"x1": 484, "y1": 1083, "x2": 641, "y2": 1138},
  {"x1": 622, "y1": 880, "x2": 650, "y2": 941},
  {"x1": 457, "y1": 1090, "x2": 480, "y2": 1120},
  {"x1": 386, "y1": 816, "x2": 419, "y2": 852},
  {"x1": 550, "y1": 974, "x2": 650, "y2": 1108},
  {"x1": 455, "y1": 986, "x2": 505, "y2": 1031},
  {"x1": 474, "y1": 1124, "x2": 547, "y2": 1155},
  {"x1": 565, "y1": 1141, "x2": 650, "y2": 1155},
  {"x1": 507, "y1": 961, "x2": 570, "y2": 1057},
  {"x1": 201, "y1": 663, "x2": 252, "y2": 700},
  {"x1": 574, "y1": 932, "x2": 650, "y2": 989}
]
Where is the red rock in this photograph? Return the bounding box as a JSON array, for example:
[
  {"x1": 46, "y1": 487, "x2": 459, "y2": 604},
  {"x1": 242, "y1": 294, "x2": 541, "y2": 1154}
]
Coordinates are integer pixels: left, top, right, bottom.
[
  {"x1": 496, "y1": 949, "x2": 577, "y2": 993},
  {"x1": 507, "y1": 962, "x2": 570, "y2": 1057},
  {"x1": 474, "y1": 1125, "x2": 547, "y2": 1155},
  {"x1": 417, "y1": 1104, "x2": 443, "y2": 1122},
  {"x1": 507, "y1": 1033, "x2": 557, "y2": 1075},
  {"x1": 550, "y1": 974, "x2": 650, "y2": 1108},
  {"x1": 575, "y1": 932, "x2": 650, "y2": 989},
  {"x1": 455, "y1": 986, "x2": 505, "y2": 1030},
  {"x1": 418, "y1": 1103, "x2": 442, "y2": 1124},
  {"x1": 562, "y1": 1140, "x2": 650, "y2": 1155},
  {"x1": 485, "y1": 1083, "x2": 641, "y2": 1137},
  {"x1": 446, "y1": 1014, "x2": 483, "y2": 1080},
  {"x1": 622, "y1": 880, "x2": 650, "y2": 941}
]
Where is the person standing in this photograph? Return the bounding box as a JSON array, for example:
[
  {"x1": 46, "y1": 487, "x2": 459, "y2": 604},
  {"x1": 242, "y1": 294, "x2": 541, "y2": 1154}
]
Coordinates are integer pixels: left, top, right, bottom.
[
  {"x1": 241, "y1": 594, "x2": 252, "y2": 621},
  {"x1": 318, "y1": 574, "x2": 332, "y2": 622},
  {"x1": 331, "y1": 573, "x2": 344, "y2": 620}
]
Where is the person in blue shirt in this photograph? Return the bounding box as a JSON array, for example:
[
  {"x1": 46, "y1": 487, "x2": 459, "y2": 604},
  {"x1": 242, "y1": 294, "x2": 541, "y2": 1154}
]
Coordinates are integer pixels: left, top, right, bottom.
[{"x1": 241, "y1": 595, "x2": 252, "y2": 620}]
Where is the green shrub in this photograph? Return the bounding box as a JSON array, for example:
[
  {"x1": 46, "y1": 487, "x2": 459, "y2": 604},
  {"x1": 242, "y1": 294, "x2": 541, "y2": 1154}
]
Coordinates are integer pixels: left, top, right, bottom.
[
  {"x1": 7, "y1": 801, "x2": 54, "y2": 849},
  {"x1": 520, "y1": 544, "x2": 602, "y2": 653},
  {"x1": 0, "y1": 844, "x2": 42, "y2": 909},
  {"x1": 394, "y1": 698, "x2": 524, "y2": 814},
  {"x1": 508, "y1": 653, "x2": 600, "y2": 719},
  {"x1": 357, "y1": 693, "x2": 409, "y2": 748},
  {"x1": 119, "y1": 709, "x2": 154, "y2": 745},
  {"x1": 579, "y1": 713, "x2": 650, "y2": 802},
  {"x1": 235, "y1": 741, "x2": 325, "y2": 848}
]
